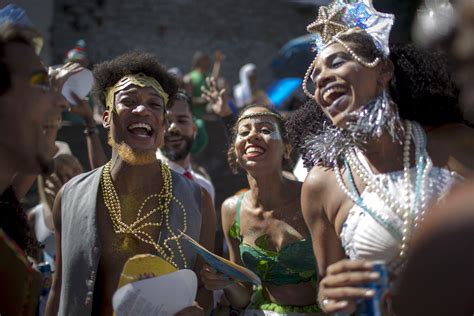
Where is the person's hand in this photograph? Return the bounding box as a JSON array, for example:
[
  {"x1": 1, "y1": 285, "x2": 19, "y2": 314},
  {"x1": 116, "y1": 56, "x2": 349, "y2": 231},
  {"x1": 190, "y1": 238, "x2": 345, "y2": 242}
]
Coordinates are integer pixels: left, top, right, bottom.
[
  {"x1": 69, "y1": 92, "x2": 95, "y2": 126},
  {"x1": 200, "y1": 263, "x2": 235, "y2": 291},
  {"x1": 174, "y1": 302, "x2": 204, "y2": 316},
  {"x1": 202, "y1": 77, "x2": 232, "y2": 117},
  {"x1": 318, "y1": 259, "x2": 380, "y2": 314},
  {"x1": 49, "y1": 62, "x2": 84, "y2": 93},
  {"x1": 43, "y1": 173, "x2": 63, "y2": 208}
]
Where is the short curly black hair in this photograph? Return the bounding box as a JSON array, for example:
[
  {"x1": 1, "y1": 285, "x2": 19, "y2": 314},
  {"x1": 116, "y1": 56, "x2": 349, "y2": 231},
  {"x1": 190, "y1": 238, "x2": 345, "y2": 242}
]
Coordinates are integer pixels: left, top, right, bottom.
[
  {"x1": 92, "y1": 51, "x2": 178, "y2": 111},
  {"x1": 227, "y1": 104, "x2": 290, "y2": 174},
  {"x1": 286, "y1": 40, "x2": 464, "y2": 161}
]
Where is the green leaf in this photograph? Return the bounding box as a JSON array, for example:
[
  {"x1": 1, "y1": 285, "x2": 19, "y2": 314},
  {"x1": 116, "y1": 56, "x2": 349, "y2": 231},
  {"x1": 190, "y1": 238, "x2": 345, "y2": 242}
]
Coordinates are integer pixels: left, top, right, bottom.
[
  {"x1": 256, "y1": 259, "x2": 269, "y2": 273},
  {"x1": 254, "y1": 235, "x2": 279, "y2": 257},
  {"x1": 298, "y1": 270, "x2": 315, "y2": 279},
  {"x1": 229, "y1": 221, "x2": 241, "y2": 241},
  {"x1": 255, "y1": 234, "x2": 269, "y2": 249}
]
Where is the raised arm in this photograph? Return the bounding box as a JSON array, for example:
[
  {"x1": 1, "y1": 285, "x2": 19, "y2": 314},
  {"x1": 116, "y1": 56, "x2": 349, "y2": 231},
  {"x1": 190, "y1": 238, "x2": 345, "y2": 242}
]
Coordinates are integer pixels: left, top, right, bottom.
[
  {"x1": 70, "y1": 94, "x2": 108, "y2": 169},
  {"x1": 211, "y1": 50, "x2": 225, "y2": 80}
]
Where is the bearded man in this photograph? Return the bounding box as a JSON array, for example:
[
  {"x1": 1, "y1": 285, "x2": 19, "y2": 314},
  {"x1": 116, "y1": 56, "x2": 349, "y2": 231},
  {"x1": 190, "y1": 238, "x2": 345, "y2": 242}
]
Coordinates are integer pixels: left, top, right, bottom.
[
  {"x1": 46, "y1": 52, "x2": 215, "y2": 316},
  {"x1": 157, "y1": 89, "x2": 215, "y2": 204}
]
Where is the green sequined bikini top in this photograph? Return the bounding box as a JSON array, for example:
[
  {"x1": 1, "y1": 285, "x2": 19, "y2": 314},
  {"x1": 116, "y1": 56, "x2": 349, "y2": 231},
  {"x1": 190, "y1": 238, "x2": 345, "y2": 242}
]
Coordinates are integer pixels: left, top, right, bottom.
[{"x1": 229, "y1": 194, "x2": 318, "y2": 286}]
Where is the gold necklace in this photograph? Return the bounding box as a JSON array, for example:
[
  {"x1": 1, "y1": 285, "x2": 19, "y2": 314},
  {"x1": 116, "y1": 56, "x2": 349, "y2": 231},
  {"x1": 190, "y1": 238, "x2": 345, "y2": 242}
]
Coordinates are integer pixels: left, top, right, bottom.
[{"x1": 100, "y1": 160, "x2": 188, "y2": 268}]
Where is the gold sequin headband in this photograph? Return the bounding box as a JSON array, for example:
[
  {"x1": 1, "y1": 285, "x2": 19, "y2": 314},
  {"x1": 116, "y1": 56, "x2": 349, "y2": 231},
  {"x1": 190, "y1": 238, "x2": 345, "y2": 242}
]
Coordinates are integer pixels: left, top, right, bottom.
[
  {"x1": 105, "y1": 72, "x2": 169, "y2": 112},
  {"x1": 237, "y1": 111, "x2": 283, "y2": 124}
]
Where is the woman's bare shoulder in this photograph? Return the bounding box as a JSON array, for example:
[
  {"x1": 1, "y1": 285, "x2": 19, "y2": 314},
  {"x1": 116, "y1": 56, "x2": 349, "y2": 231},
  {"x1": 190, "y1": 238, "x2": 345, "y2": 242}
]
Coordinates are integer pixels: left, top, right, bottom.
[
  {"x1": 303, "y1": 165, "x2": 335, "y2": 193},
  {"x1": 221, "y1": 194, "x2": 242, "y2": 224}
]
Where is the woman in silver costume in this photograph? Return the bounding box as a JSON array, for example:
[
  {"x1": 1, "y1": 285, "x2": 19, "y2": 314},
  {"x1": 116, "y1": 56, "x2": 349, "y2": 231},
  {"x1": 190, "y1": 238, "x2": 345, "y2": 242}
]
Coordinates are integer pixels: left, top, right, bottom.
[{"x1": 287, "y1": 0, "x2": 474, "y2": 314}]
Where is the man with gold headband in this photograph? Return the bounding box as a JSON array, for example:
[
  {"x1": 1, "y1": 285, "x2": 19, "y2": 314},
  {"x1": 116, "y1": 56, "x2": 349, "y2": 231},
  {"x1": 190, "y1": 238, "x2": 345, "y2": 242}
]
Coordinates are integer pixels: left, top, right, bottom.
[{"x1": 46, "y1": 51, "x2": 216, "y2": 316}]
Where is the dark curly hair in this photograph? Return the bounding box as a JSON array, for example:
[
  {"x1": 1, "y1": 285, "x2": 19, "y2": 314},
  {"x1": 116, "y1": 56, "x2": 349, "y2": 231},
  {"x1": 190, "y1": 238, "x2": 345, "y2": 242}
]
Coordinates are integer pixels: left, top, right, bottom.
[
  {"x1": 92, "y1": 51, "x2": 178, "y2": 111},
  {"x1": 227, "y1": 104, "x2": 290, "y2": 174},
  {"x1": 337, "y1": 32, "x2": 462, "y2": 125},
  {"x1": 285, "y1": 98, "x2": 322, "y2": 164},
  {"x1": 286, "y1": 36, "x2": 463, "y2": 162},
  {"x1": 389, "y1": 43, "x2": 462, "y2": 125}
]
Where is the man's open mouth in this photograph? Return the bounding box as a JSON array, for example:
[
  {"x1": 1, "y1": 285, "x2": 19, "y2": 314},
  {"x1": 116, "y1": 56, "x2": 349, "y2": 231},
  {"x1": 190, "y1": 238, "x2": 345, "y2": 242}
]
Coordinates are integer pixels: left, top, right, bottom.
[{"x1": 127, "y1": 122, "x2": 153, "y2": 138}]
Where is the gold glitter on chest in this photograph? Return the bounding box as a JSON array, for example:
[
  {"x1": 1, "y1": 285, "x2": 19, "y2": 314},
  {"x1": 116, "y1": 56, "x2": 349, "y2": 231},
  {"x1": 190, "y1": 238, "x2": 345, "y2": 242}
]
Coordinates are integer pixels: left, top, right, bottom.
[{"x1": 100, "y1": 161, "x2": 189, "y2": 268}]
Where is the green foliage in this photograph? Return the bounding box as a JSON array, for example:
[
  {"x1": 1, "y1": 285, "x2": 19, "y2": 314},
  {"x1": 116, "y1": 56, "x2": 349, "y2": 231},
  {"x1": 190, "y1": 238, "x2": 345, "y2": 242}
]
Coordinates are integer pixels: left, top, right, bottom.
[
  {"x1": 229, "y1": 221, "x2": 241, "y2": 241},
  {"x1": 255, "y1": 234, "x2": 279, "y2": 257}
]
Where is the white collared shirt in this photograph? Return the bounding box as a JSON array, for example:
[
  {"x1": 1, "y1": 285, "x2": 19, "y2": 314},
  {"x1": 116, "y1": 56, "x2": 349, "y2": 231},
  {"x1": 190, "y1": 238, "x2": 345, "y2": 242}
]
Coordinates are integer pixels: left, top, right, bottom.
[{"x1": 156, "y1": 150, "x2": 215, "y2": 204}]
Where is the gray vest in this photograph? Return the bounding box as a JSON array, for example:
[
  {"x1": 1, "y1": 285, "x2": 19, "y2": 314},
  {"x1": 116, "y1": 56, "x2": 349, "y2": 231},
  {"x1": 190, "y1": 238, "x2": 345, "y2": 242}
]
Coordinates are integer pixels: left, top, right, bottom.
[{"x1": 58, "y1": 166, "x2": 202, "y2": 315}]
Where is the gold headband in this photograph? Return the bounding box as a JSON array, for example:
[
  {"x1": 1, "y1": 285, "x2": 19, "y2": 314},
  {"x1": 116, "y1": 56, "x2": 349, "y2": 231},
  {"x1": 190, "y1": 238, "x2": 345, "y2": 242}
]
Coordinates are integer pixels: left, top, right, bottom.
[
  {"x1": 105, "y1": 72, "x2": 169, "y2": 111},
  {"x1": 237, "y1": 111, "x2": 283, "y2": 124}
]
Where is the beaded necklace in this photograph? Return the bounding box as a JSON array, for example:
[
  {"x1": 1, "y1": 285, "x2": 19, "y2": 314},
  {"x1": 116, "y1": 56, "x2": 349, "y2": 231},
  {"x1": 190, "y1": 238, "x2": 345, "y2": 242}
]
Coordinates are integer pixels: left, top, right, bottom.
[
  {"x1": 334, "y1": 121, "x2": 432, "y2": 273},
  {"x1": 100, "y1": 160, "x2": 188, "y2": 268}
]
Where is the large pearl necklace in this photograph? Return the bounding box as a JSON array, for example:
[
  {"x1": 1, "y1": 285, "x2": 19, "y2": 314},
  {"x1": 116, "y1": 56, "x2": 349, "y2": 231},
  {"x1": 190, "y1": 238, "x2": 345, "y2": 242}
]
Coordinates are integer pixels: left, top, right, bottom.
[{"x1": 334, "y1": 120, "x2": 432, "y2": 272}]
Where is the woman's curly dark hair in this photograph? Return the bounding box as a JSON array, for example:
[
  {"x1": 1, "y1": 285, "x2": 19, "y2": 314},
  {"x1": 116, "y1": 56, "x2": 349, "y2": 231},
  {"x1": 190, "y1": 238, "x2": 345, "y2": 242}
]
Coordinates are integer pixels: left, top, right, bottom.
[
  {"x1": 389, "y1": 43, "x2": 462, "y2": 125},
  {"x1": 227, "y1": 104, "x2": 290, "y2": 174},
  {"x1": 92, "y1": 51, "x2": 178, "y2": 110},
  {"x1": 285, "y1": 98, "x2": 322, "y2": 162},
  {"x1": 286, "y1": 36, "x2": 463, "y2": 160}
]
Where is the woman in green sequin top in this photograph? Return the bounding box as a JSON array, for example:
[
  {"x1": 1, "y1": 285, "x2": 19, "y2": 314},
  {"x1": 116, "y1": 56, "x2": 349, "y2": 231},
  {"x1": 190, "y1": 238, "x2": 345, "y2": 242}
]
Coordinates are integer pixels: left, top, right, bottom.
[{"x1": 201, "y1": 104, "x2": 322, "y2": 315}]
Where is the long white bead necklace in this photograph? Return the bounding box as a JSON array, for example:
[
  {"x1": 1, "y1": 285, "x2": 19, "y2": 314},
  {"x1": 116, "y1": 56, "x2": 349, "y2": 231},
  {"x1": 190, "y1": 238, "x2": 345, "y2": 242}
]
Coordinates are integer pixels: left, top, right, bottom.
[
  {"x1": 335, "y1": 120, "x2": 432, "y2": 272},
  {"x1": 411, "y1": 122, "x2": 433, "y2": 226}
]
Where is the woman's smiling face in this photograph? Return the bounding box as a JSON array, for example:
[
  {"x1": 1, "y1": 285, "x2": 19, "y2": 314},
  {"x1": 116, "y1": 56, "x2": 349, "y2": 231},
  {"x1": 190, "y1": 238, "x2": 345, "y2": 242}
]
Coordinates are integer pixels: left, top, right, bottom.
[
  {"x1": 234, "y1": 107, "x2": 286, "y2": 172},
  {"x1": 311, "y1": 42, "x2": 390, "y2": 128}
]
